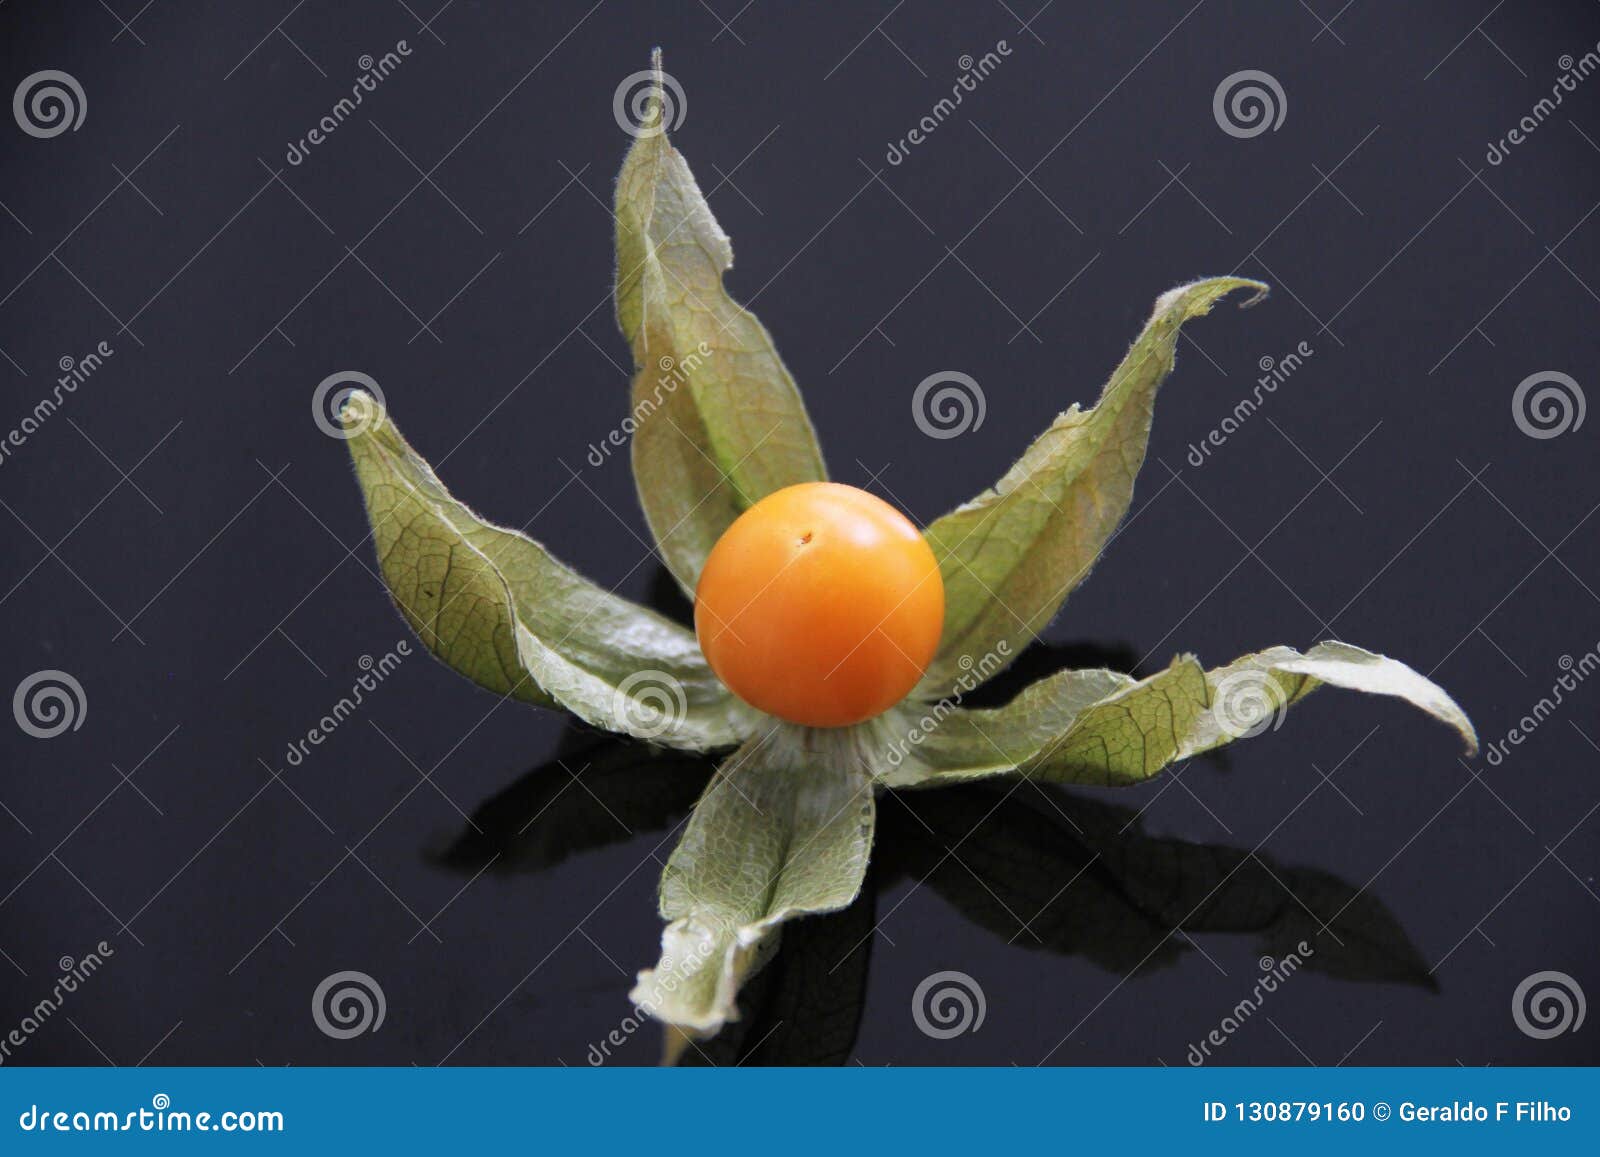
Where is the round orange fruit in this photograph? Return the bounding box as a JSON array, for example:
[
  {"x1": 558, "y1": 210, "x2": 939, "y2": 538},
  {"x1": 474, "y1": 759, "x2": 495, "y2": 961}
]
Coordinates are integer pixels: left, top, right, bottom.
[{"x1": 693, "y1": 482, "x2": 945, "y2": 727}]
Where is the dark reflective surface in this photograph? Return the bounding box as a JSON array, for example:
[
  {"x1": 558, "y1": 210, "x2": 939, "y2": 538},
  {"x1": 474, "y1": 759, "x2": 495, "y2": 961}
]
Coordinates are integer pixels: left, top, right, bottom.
[
  {"x1": 2, "y1": 1, "x2": 1595, "y2": 1067},
  {"x1": 431, "y1": 635, "x2": 1439, "y2": 1065}
]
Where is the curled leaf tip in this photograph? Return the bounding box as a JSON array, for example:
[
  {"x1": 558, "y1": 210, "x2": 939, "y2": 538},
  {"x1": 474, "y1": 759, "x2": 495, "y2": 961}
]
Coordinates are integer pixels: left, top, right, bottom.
[
  {"x1": 641, "y1": 50, "x2": 666, "y2": 132},
  {"x1": 880, "y1": 641, "x2": 1477, "y2": 789},
  {"x1": 914, "y1": 274, "x2": 1275, "y2": 698},
  {"x1": 1238, "y1": 282, "x2": 1270, "y2": 308},
  {"x1": 1154, "y1": 276, "x2": 1269, "y2": 318},
  {"x1": 1272, "y1": 641, "x2": 1478, "y2": 759},
  {"x1": 339, "y1": 389, "x2": 379, "y2": 431}
]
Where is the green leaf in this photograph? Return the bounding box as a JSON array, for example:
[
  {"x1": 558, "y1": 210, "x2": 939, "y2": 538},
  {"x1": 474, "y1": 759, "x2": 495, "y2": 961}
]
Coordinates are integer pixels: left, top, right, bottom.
[
  {"x1": 1183, "y1": 640, "x2": 1477, "y2": 759},
  {"x1": 868, "y1": 665, "x2": 1136, "y2": 786},
  {"x1": 341, "y1": 392, "x2": 759, "y2": 751},
  {"x1": 631, "y1": 724, "x2": 874, "y2": 1037},
  {"x1": 873, "y1": 641, "x2": 1476, "y2": 788},
  {"x1": 677, "y1": 885, "x2": 876, "y2": 1066},
  {"x1": 614, "y1": 51, "x2": 827, "y2": 595},
  {"x1": 916, "y1": 277, "x2": 1268, "y2": 699}
]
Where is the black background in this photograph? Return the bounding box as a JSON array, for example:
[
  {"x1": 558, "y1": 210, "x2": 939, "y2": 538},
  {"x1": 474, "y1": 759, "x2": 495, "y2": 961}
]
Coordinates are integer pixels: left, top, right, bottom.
[{"x1": 1, "y1": 1, "x2": 1596, "y2": 1067}]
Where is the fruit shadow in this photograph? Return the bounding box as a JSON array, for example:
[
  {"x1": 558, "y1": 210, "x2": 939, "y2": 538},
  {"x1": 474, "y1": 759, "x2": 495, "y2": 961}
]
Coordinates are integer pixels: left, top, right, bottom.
[{"x1": 427, "y1": 637, "x2": 1435, "y2": 1065}]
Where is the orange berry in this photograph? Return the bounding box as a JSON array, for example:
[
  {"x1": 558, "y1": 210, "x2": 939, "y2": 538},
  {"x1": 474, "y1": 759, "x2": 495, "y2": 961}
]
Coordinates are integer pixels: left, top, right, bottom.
[{"x1": 694, "y1": 482, "x2": 944, "y2": 728}]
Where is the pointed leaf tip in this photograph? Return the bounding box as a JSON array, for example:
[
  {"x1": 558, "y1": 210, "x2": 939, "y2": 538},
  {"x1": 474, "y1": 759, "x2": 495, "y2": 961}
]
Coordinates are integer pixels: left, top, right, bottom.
[
  {"x1": 613, "y1": 66, "x2": 826, "y2": 595},
  {"x1": 876, "y1": 640, "x2": 1475, "y2": 789},
  {"x1": 642, "y1": 51, "x2": 665, "y2": 133},
  {"x1": 915, "y1": 276, "x2": 1270, "y2": 698},
  {"x1": 633, "y1": 727, "x2": 874, "y2": 1036},
  {"x1": 340, "y1": 396, "x2": 759, "y2": 750},
  {"x1": 335, "y1": 386, "x2": 400, "y2": 450},
  {"x1": 1152, "y1": 276, "x2": 1269, "y2": 320},
  {"x1": 338, "y1": 388, "x2": 378, "y2": 433}
]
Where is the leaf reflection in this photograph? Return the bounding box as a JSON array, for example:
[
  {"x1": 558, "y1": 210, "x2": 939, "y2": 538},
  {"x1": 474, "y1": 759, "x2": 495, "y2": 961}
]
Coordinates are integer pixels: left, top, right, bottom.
[{"x1": 432, "y1": 639, "x2": 1433, "y2": 1064}]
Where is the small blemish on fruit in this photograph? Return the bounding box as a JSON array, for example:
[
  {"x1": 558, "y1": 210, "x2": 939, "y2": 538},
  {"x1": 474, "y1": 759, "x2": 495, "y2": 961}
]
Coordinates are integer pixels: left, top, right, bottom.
[{"x1": 798, "y1": 531, "x2": 813, "y2": 545}]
